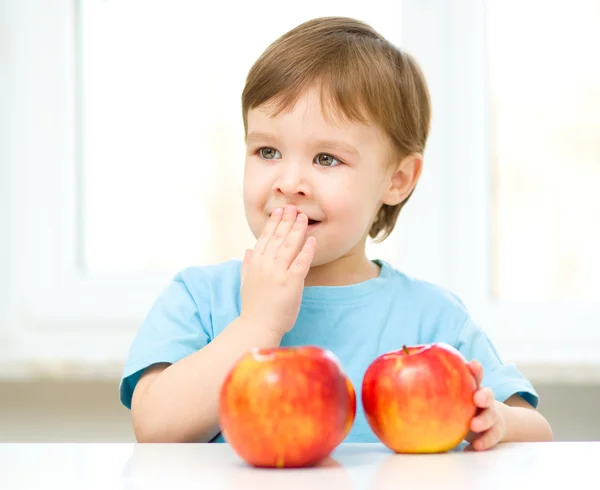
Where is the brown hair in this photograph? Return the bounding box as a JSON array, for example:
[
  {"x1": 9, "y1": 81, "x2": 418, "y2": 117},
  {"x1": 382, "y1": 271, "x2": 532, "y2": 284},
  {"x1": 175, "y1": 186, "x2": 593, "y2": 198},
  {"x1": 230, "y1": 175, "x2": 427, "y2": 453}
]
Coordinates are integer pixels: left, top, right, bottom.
[{"x1": 242, "y1": 17, "x2": 431, "y2": 242}]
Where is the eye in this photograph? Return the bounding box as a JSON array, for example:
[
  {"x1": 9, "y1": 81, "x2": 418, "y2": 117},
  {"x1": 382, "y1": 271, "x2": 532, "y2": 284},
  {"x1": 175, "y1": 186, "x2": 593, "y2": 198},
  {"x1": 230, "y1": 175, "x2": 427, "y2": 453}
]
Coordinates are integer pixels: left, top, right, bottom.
[
  {"x1": 314, "y1": 153, "x2": 341, "y2": 167},
  {"x1": 258, "y1": 147, "x2": 281, "y2": 160}
]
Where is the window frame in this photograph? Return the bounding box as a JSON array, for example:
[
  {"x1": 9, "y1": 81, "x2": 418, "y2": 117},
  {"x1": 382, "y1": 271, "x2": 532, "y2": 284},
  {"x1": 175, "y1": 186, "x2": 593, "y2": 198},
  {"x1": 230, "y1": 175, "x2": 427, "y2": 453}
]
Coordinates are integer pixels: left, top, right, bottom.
[{"x1": 2, "y1": 0, "x2": 165, "y2": 369}]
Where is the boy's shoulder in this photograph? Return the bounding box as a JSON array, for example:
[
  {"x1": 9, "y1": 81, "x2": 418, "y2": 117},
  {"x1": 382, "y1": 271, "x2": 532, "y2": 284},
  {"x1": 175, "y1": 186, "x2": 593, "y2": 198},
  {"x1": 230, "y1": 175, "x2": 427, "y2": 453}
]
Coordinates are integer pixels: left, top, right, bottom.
[
  {"x1": 176, "y1": 258, "x2": 242, "y2": 283},
  {"x1": 173, "y1": 259, "x2": 242, "y2": 305},
  {"x1": 378, "y1": 261, "x2": 476, "y2": 346},
  {"x1": 382, "y1": 261, "x2": 469, "y2": 313},
  {"x1": 386, "y1": 264, "x2": 470, "y2": 325}
]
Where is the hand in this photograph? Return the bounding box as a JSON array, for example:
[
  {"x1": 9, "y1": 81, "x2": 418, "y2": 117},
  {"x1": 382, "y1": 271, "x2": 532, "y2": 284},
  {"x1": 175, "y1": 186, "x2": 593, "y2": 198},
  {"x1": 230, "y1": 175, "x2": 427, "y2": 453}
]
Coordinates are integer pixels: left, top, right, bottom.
[
  {"x1": 240, "y1": 205, "x2": 316, "y2": 336},
  {"x1": 464, "y1": 360, "x2": 507, "y2": 451}
]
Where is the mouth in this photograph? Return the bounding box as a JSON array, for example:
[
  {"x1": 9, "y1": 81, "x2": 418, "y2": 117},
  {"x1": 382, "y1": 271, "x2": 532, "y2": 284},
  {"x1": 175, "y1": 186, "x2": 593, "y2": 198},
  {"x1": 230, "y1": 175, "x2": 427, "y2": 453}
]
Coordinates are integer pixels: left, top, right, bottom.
[{"x1": 268, "y1": 212, "x2": 321, "y2": 227}]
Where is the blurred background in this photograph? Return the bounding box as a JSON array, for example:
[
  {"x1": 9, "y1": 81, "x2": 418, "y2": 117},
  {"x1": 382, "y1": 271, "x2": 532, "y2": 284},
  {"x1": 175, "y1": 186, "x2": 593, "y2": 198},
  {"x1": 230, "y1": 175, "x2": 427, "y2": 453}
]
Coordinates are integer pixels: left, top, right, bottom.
[{"x1": 1, "y1": 0, "x2": 599, "y2": 442}]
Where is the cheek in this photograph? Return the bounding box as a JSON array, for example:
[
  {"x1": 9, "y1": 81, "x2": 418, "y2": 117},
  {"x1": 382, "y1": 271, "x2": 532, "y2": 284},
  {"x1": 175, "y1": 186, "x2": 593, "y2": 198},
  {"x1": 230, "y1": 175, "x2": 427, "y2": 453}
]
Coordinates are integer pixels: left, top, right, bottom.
[
  {"x1": 243, "y1": 162, "x2": 265, "y2": 205},
  {"x1": 323, "y1": 177, "x2": 381, "y2": 226},
  {"x1": 243, "y1": 162, "x2": 269, "y2": 236}
]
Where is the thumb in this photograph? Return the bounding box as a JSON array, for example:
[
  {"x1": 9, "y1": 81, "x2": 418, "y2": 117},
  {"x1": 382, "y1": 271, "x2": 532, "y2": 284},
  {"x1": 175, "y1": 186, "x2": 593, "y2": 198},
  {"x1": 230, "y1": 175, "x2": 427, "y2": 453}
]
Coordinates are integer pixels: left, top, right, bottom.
[
  {"x1": 241, "y1": 249, "x2": 252, "y2": 286},
  {"x1": 468, "y1": 360, "x2": 484, "y2": 387}
]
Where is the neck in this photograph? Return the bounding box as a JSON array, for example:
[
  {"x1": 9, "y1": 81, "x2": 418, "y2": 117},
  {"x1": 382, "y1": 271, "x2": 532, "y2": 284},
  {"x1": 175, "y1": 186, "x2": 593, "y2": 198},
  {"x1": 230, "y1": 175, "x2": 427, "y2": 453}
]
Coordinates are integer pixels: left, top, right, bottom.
[{"x1": 304, "y1": 248, "x2": 380, "y2": 287}]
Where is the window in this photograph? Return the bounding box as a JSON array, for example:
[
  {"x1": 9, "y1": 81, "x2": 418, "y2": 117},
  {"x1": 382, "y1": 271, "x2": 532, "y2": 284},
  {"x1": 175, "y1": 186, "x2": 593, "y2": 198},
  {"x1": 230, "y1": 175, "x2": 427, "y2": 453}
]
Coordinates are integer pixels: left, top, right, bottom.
[
  {"x1": 488, "y1": 0, "x2": 600, "y2": 301},
  {"x1": 399, "y1": 0, "x2": 600, "y2": 367},
  {"x1": 3, "y1": 0, "x2": 404, "y2": 367},
  {"x1": 79, "y1": 0, "x2": 403, "y2": 275},
  {"x1": 4, "y1": 0, "x2": 598, "y2": 375}
]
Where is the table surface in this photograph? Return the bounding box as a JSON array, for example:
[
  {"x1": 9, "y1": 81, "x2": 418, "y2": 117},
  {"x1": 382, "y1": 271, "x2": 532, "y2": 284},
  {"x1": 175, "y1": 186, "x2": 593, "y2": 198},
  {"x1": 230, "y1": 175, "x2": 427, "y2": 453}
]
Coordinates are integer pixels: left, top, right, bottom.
[{"x1": 0, "y1": 442, "x2": 598, "y2": 490}]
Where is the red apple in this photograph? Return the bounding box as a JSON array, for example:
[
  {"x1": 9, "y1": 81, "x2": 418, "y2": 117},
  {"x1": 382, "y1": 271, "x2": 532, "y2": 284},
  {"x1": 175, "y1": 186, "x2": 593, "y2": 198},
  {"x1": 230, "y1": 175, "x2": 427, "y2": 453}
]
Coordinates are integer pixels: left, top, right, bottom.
[
  {"x1": 219, "y1": 346, "x2": 356, "y2": 468},
  {"x1": 362, "y1": 343, "x2": 477, "y2": 453}
]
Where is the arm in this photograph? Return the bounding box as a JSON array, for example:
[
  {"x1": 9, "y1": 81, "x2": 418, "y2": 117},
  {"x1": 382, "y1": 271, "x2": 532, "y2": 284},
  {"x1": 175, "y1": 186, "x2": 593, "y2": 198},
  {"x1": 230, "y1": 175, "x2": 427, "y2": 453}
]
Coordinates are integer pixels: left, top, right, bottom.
[
  {"x1": 130, "y1": 206, "x2": 315, "y2": 443},
  {"x1": 499, "y1": 394, "x2": 553, "y2": 443},
  {"x1": 131, "y1": 317, "x2": 283, "y2": 443},
  {"x1": 466, "y1": 361, "x2": 553, "y2": 450}
]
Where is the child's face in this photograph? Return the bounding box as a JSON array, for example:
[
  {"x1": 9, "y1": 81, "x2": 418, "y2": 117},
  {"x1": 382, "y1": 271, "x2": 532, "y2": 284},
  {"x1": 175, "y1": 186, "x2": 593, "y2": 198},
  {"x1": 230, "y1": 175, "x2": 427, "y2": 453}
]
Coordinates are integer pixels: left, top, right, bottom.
[{"x1": 243, "y1": 87, "x2": 396, "y2": 268}]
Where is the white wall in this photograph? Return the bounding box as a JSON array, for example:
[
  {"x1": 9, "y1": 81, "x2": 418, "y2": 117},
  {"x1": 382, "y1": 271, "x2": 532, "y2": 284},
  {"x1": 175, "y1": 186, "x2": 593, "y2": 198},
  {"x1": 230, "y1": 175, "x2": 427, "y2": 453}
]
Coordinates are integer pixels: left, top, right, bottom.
[{"x1": 0, "y1": 381, "x2": 598, "y2": 443}]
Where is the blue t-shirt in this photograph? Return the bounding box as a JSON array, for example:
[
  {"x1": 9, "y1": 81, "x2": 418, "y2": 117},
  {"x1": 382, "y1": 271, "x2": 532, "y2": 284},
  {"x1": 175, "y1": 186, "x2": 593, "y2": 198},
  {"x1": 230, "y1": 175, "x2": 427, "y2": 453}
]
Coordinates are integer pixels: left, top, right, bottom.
[{"x1": 120, "y1": 259, "x2": 538, "y2": 443}]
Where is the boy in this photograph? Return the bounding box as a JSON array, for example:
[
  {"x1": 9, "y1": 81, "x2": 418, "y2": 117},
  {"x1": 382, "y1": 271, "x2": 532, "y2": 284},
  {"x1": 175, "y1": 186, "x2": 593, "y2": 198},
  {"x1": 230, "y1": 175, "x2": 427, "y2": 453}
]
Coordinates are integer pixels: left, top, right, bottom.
[{"x1": 120, "y1": 16, "x2": 552, "y2": 450}]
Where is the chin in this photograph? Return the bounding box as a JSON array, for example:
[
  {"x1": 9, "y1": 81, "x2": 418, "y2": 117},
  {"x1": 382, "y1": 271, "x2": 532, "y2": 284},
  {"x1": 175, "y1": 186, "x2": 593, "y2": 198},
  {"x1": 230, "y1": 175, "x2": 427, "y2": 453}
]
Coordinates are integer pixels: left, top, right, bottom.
[
  {"x1": 245, "y1": 215, "x2": 265, "y2": 240},
  {"x1": 309, "y1": 246, "x2": 350, "y2": 269}
]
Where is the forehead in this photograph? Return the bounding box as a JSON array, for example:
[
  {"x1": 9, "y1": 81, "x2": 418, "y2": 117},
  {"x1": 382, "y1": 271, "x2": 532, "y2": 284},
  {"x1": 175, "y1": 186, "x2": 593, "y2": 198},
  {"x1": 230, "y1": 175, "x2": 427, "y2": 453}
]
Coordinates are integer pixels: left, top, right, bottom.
[{"x1": 246, "y1": 87, "x2": 388, "y2": 147}]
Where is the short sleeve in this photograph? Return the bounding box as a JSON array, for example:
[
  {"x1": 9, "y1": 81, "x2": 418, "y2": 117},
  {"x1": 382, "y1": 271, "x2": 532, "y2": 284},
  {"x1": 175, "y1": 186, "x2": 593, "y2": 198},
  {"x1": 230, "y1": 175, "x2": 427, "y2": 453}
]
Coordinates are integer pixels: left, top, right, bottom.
[
  {"x1": 454, "y1": 317, "x2": 539, "y2": 408},
  {"x1": 119, "y1": 274, "x2": 212, "y2": 409}
]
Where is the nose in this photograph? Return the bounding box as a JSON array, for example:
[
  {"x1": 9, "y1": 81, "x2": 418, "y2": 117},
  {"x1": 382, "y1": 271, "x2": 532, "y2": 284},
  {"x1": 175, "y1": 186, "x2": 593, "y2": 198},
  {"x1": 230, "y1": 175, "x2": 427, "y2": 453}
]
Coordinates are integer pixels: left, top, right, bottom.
[{"x1": 273, "y1": 160, "x2": 310, "y2": 198}]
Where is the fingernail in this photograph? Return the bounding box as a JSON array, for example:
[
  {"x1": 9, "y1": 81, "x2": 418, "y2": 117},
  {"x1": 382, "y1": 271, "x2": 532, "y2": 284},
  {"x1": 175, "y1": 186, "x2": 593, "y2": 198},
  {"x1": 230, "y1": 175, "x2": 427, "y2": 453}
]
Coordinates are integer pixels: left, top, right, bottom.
[
  {"x1": 284, "y1": 205, "x2": 295, "y2": 214},
  {"x1": 273, "y1": 208, "x2": 283, "y2": 215}
]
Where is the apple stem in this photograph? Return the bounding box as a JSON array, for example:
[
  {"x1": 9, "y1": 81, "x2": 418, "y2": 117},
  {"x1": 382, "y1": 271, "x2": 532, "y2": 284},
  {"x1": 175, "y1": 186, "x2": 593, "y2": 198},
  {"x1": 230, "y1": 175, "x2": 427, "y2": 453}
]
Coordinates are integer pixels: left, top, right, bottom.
[{"x1": 402, "y1": 345, "x2": 409, "y2": 355}]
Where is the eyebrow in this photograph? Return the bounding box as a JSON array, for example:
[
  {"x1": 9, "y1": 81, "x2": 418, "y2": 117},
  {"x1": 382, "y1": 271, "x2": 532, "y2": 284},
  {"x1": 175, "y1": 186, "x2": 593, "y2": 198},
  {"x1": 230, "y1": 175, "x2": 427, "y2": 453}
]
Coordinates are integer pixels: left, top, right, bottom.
[
  {"x1": 246, "y1": 131, "x2": 360, "y2": 157},
  {"x1": 246, "y1": 131, "x2": 279, "y2": 147}
]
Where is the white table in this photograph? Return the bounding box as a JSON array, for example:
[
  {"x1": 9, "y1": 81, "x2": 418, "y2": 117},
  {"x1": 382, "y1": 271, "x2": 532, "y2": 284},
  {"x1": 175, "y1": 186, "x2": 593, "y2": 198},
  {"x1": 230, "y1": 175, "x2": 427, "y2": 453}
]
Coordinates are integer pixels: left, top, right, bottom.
[{"x1": 0, "y1": 442, "x2": 598, "y2": 489}]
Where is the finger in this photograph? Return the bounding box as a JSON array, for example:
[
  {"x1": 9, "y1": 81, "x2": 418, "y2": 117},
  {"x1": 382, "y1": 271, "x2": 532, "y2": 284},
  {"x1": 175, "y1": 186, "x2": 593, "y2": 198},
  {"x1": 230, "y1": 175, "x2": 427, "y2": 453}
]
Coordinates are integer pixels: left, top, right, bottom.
[
  {"x1": 468, "y1": 360, "x2": 484, "y2": 386},
  {"x1": 289, "y1": 236, "x2": 316, "y2": 276},
  {"x1": 241, "y1": 249, "x2": 252, "y2": 286},
  {"x1": 473, "y1": 425, "x2": 501, "y2": 451},
  {"x1": 470, "y1": 407, "x2": 496, "y2": 433},
  {"x1": 255, "y1": 208, "x2": 283, "y2": 254},
  {"x1": 276, "y1": 212, "x2": 308, "y2": 267},
  {"x1": 263, "y1": 205, "x2": 298, "y2": 258},
  {"x1": 474, "y1": 387, "x2": 495, "y2": 408}
]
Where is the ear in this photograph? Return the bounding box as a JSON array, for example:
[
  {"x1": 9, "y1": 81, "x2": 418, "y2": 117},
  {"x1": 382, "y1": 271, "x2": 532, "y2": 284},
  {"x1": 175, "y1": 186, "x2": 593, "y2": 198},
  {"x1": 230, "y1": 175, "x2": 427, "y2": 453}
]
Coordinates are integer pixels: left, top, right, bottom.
[{"x1": 381, "y1": 153, "x2": 423, "y2": 206}]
